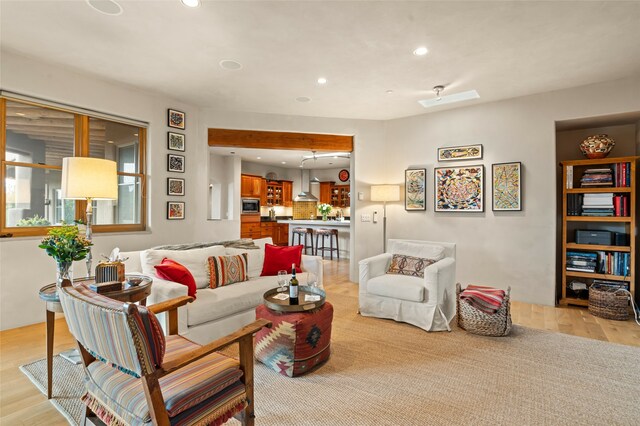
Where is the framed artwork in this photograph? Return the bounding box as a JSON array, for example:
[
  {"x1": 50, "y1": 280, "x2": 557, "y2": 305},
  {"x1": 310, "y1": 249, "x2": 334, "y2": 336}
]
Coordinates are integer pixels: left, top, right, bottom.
[
  {"x1": 492, "y1": 162, "x2": 522, "y2": 211},
  {"x1": 168, "y1": 154, "x2": 185, "y2": 173},
  {"x1": 338, "y1": 169, "x2": 350, "y2": 182},
  {"x1": 434, "y1": 165, "x2": 484, "y2": 212},
  {"x1": 167, "y1": 178, "x2": 185, "y2": 196},
  {"x1": 167, "y1": 132, "x2": 185, "y2": 151},
  {"x1": 437, "y1": 144, "x2": 483, "y2": 161},
  {"x1": 405, "y1": 168, "x2": 426, "y2": 211},
  {"x1": 168, "y1": 108, "x2": 185, "y2": 130},
  {"x1": 167, "y1": 202, "x2": 185, "y2": 220}
]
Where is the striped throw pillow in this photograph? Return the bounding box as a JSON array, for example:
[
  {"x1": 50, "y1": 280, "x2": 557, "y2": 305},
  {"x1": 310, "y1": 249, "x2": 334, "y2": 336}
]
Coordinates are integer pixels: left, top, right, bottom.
[
  {"x1": 387, "y1": 254, "x2": 437, "y2": 278},
  {"x1": 207, "y1": 254, "x2": 248, "y2": 289}
]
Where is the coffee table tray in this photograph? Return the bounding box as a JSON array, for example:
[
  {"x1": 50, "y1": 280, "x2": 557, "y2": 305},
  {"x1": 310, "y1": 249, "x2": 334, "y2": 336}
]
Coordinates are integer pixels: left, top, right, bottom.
[{"x1": 263, "y1": 285, "x2": 326, "y2": 312}]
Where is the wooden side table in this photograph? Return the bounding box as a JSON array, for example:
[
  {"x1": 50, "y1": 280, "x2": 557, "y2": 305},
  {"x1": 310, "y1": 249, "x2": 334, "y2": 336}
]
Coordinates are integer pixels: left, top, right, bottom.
[{"x1": 38, "y1": 275, "x2": 152, "y2": 399}]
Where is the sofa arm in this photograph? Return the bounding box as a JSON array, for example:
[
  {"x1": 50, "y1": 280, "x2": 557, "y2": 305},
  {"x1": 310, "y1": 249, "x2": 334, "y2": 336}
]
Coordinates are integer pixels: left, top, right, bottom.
[
  {"x1": 423, "y1": 257, "x2": 456, "y2": 306},
  {"x1": 358, "y1": 253, "x2": 392, "y2": 294},
  {"x1": 301, "y1": 255, "x2": 324, "y2": 288},
  {"x1": 147, "y1": 276, "x2": 189, "y2": 336}
]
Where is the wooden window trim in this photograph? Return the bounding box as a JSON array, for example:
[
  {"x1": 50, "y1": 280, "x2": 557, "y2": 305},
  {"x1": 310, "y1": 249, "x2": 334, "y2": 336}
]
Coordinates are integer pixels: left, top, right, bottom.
[{"x1": 0, "y1": 97, "x2": 147, "y2": 237}]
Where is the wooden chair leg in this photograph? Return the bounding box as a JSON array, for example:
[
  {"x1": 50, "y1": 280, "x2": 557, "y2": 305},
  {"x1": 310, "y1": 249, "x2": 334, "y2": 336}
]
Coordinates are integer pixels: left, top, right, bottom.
[
  {"x1": 335, "y1": 232, "x2": 340, "y2": 260},
  {"x1": 329, "y1": 234, "x2": 333, "y2": 260},
  {"x1": 238, "y1": 335, "x2": 255, "y2": 426},
  {"x1": 46, "y1": 309, "x2": 55, "y2": 399}
]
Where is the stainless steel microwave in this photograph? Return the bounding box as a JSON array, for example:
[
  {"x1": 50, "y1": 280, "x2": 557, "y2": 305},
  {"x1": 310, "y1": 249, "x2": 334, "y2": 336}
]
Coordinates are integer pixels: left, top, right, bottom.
[{"x1": 242, "y1": 198, "x2": 260, "y2": 214}]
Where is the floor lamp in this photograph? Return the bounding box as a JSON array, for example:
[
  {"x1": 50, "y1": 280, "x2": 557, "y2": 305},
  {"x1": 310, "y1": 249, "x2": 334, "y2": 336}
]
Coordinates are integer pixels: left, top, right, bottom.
[
  {"x1": 371, "y1": 185, "x2": 400, "y2": 252},
  {"x1": 61, "y1": 157, "x2": 118, "y2": 277}
]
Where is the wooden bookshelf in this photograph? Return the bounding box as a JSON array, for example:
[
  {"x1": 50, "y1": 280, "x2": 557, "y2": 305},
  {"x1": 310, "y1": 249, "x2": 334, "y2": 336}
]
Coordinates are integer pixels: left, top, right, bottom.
[{"x1": 560, "y1": 156, "x2": 638, "y2": 307}]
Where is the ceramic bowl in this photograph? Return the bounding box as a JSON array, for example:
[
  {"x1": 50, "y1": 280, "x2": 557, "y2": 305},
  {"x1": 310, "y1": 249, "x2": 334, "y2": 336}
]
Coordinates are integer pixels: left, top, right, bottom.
[{"x1": 579, "y1": 134, "x2": 615, "y2": 159}]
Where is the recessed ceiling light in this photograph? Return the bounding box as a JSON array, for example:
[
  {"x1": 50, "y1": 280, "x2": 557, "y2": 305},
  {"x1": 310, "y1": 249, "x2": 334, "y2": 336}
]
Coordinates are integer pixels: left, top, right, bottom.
[
  {"x1": 413, "y1": 46, "x2": 428, "y2": 56},
  {"x1": 257, "y1": 157, "x2": 261, "y2": 160},
  {"x1": 333, "y1": 156, "x2": 338, "y2": 159},
  {"x1": 219, "y1": 60, "x2": 242, "y2": 70},
  {"x1": 107, "y1": 140, "x2": 114, "y2": 144},
  {"x1": 86, "y1": 0, "x2": 123, "y2": 16},
  {"x1": 296, "y1": 96, "x2": 312, "y2": 103},
  {"x1": 329, "y1": 162, "x2": 333, "y2": 165},
  {"x1": 180, "y1": 0, "x2": 200, "y2": 7},
  {"x1": 15, "y1": 112, "x2": 25, "y2": 116},
  {"x1": 133, "y1": 133, "x2": 138, "y2": 136},
  {"x1": 230, "y1": 151, "x2": 235, "y2": 154},
  {"x1": 281, "y1": 161, "x2": 286, "y2": 164},
  {"x1": 386, "y1": 90, "x2": 394, "y2": 94},
  {"x1": 317, "y1": 77, "x2": 327, "y2": 85}
]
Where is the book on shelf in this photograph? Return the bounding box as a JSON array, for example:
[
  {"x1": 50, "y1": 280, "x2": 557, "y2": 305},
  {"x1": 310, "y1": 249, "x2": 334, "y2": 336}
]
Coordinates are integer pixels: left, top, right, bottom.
[
  {"x1": 566, "y1": 251, "x2": 598, "y2": 273},
  {"x1": 567, "y1": 193, "x2": 583, "y2": 216},
  {"x1": 580, "y1": 168, "x2": 613, "y2": 187},
  {"x1": 612, "y1": 162, "x2": 632, "y2": 188},
  {"x1": 566, "y1": 165, "x2": 573, "y2": 189}
]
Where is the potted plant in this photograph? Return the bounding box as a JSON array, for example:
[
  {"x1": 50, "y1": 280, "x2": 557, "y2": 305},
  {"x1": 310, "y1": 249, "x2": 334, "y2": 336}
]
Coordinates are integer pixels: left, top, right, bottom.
[
  {"x1": 318, "y1": 203, "x2": 332, "y2": 221},
  {"x1": 39, "y1": 224, "x2": 92, "y2": 286}
]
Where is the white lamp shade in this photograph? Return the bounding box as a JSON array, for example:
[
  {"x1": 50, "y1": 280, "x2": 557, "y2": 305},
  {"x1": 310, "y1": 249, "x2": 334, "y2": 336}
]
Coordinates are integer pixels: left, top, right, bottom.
[
  {"x1": 371, "y1": 185, "x2": 400, "y2": 202},
  {"x1": 61, "y1": 157, "x2": 118, "y2": 200}
]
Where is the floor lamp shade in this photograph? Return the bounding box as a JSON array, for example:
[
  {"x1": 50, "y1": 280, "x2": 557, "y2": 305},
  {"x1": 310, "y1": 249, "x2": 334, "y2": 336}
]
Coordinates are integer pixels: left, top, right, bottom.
[
  {"x1": 371, "y1": 185, "x2": 400, "y2": 202},
  {"x1": 61, "y1": 157, "x2": 118, "y2": 200}
]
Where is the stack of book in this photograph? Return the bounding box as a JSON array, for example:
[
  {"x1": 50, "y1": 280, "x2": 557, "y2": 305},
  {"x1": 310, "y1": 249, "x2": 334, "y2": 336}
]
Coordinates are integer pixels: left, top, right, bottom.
[
  {"x1": 566, "y1": 251, "x2": 598, "y2": 273},
  {"x1": 612, "y1": 162, "x2": 632, "y2": 187},
  {"x1": 581, "y1": 193, "x2": 614, "y2": 216},
  {"x1": 580, "y1": 168, "x2": 613, "y2": 187}
]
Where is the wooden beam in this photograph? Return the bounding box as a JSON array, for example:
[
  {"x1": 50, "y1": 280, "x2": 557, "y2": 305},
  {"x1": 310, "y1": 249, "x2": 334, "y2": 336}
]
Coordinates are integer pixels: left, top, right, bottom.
[{"x1": 208, "y1": 128, "x2": 353, "y2": 152}]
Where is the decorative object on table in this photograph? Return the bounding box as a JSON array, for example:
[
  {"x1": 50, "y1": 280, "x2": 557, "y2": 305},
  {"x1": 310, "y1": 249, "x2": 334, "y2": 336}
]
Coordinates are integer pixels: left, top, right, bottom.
[
  {"x1": 492, "y1": 162, "x2": 522, "y2": 211},
  {"x1": 437, "y1": 144, "x2": 483, "y2": 161},
  {"x1": 318, "y1": 203, "x2": 332, "y2": 221},
  {"x1": 588, "y1": 283, "x2": 630, "y2": 321},
  {"x1": 88, "y1": 281, "x2": 123, "y2": 294},
  {"x1": 167, "y1": 108, "x2": 185, "y2": 129},
  {"x1": 370, "y1": 184, "x2": 400, "y2": 251},
  {"x1": 167, "y1": 201, "x2": 185, "y2": 220},
  {"x1": 167, "y1": 177, "x2": 185, "y2": 195},
  {"x1": 405, "y1": 168, "x2": 426, "y2": 211},
  {"x1": 95, "y1": 248, "x2": 128, "y2": 284},
  {"x1": 579, "y1": 134, "x2": 615, "y2": 159},
  {"x1": 338, "y1": 169, "x2": 350, "y2": 182},
  {"x1": 38, "y1": 224, "x2": 92, "y2": 286},
  {"x1": 167, "y1": 131, "x2": 185, "y2": 151},
  {"x1": 456, "y1": 283, "x2": 512, "y2": 336},
  {"x1": 61, "y1": 157, "x2": 118, "y2": 276},
  {"x1": 167, "y1": 154, "x2": 185, "y2": 173},
  {"x1": 434, "y1": 165, "x2": 484, "y2": 212}
]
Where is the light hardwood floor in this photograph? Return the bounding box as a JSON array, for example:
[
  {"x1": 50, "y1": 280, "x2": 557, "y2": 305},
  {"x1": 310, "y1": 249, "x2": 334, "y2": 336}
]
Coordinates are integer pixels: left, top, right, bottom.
[{"x1": 1, "y1": 259, "x2": 638, "y2": 425}]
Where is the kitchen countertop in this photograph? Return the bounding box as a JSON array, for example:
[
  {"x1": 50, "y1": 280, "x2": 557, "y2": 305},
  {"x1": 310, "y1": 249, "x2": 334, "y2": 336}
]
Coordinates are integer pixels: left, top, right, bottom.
[{"x1": 277, "y1": 219, "x2": 351, "y2": 227}]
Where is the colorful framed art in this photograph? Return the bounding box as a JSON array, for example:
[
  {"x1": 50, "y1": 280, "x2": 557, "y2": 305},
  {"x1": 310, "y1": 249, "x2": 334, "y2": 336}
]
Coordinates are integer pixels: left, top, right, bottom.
[
  {"x1": 168, "y1": 108, "x2": 185, "y2": 130},
  {"x1": 167, "y1": 178, "x2": 185, "y2": 196},
  {"x1": 492, "y1": 162, "x2": 522, "y2": 211},
  {"x1": 434, "y1": 165, "x2": 484, "y2": 212},
  {"x1": 405, "y1": 168, "x2": 426, "y2": 211},
  {"x1": 437, "y1": 144, "x2": 483, "y2": 161},
  {"x1": 167, "y1": 154, "x2": 185, "y2": 173},
  {"x1": 168, "y1": 132, "x2": 185, "y2": 151},
  {"x1": 167, "y1": 202, "x2": 185, "y2": 220}
]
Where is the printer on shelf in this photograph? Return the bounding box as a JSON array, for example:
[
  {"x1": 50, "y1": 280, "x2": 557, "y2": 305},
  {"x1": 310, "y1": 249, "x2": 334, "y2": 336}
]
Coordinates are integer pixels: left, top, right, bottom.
[{"x1": 575, "y1": 230, "x2": 629, "y2": 246}]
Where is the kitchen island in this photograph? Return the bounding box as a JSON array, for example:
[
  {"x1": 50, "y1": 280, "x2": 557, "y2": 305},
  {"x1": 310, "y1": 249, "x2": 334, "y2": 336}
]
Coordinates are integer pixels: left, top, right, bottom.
[{"x1": 277, "y1": 219, "x2": 350, "y2": 259}]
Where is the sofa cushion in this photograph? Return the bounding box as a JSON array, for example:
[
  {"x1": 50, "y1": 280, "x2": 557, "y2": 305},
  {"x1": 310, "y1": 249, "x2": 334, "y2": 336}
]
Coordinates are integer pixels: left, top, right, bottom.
[
  {"x1": 389, "y1": 241, "x2": 445, "y2": 261},
  {"x1": 207, "y1": 254, "x2": 249, "y2": 289},
  {"x1": 225, "y1": 247, "x2": 264, "y2": 279},
  {"x1": 367, "y1": 274, "x2": 425, "y2": 302},
  {"x1": 387, "y1": 254, "x2": 437, "y2": 279},
  {"x1": 154, "y1": 258, "x2": 198, "y2": 299},
  {"x1": 261, "y1": 244, "x2": 303, "y2": 276},
  {"x1": 141, "y1": 246, "x2": 226, "y2": 289}
]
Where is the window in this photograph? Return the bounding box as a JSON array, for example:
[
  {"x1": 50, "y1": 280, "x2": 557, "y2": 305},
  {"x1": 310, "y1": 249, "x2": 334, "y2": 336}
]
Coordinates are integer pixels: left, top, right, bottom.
[{"x1": 1, "y1": 97, "x2": 147, "y2": 236}]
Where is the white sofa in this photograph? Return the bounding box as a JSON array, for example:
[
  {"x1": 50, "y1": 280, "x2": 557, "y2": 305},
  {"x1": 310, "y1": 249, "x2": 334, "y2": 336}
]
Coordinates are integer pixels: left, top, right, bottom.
[
  {"x1": 358, "y1": 239, "x2": 456, "y2": 332},
  {"x1": 120, "y1": 238, "x2": 324, "y2": 344}
]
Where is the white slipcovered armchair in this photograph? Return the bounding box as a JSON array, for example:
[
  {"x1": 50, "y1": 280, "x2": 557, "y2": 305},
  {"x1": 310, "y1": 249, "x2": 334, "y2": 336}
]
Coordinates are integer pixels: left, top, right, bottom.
[{"x1": 358, "y1": 239, "x2": 456, "y2": 332}]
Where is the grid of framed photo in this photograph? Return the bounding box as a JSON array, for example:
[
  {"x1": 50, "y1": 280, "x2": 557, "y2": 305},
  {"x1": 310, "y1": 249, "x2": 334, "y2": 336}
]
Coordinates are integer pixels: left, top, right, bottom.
[{"x1": 167, "y1": 108, "x2": 186, "y2": 218}]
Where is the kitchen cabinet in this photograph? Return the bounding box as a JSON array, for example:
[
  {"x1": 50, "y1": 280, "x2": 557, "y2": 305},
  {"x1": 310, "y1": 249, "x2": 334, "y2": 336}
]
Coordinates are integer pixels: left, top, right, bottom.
[
  {"x1": 319, "y1": 181, "x2": 350, "y2": 208},
  {"x1": 240, "y1": 214, "x2": 261, "y2": 239},
  {"x1": 260, "y1": 178, "x2": 268, "y2": 206},
  {"x1": 241, "y1": 174, "x2": 262, "y2": 198},
  {"x1": 282, "y1": 181, "x2": 293, "y2": 207},
  {"x1": 319, "y1": 182, "x2": 333, "y2": 205},
  {"x1": 260, "y1": 222, "x2": 289, "y2": 245}
]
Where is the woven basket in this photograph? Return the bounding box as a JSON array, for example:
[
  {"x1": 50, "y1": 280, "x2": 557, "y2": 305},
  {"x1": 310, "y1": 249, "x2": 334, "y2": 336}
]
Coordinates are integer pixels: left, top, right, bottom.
[
  {"x1": 588, "y1": 284, "x2": 629, "y2": 321},
  {"x1": 456, "y1": 283, "x2": 512, "y2": 337}
]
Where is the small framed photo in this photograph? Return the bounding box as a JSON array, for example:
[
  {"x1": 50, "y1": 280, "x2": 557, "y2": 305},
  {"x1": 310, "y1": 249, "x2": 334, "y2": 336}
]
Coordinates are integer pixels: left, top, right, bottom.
[
  {"x1": 437, "y1": 144, "x2": 483, "y2": 161},
  {"x1": 168, "y1": 154, "x2": 185, "y2": 173},
  {"x1": 167, "y1": 132, "x2": 185, "y2": 151},
  {"x1": 167, "y1": 178, "x2": 185, "y2": 196},
  {"x1": 492, "y1": 162, "x2": 522, "y2": 211},
  {"x1": 167, "y1": 202, "x2": 185, "y2": 220},
  {"x1": 168, "y1": 108, "x2": 185, "y2": 130},
  {"x1": 405, "y1": 168, "x2": 426, "y2": 211}
]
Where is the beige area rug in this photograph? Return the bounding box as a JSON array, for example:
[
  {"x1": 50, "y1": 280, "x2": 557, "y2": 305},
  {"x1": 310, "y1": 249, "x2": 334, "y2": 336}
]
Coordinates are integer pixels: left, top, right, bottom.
[{"x1": 21, "y1": 291, "x2": 640, "y2": 426}]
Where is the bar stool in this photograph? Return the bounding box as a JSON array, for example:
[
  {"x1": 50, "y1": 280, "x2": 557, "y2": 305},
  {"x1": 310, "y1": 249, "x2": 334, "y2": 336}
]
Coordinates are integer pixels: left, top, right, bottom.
[
  {"x1": 315, "y1": 228, "x2": 339, "y2": 260},
  {"x1": 292, "y1": 227, "x2": 315, "y2": 255}
]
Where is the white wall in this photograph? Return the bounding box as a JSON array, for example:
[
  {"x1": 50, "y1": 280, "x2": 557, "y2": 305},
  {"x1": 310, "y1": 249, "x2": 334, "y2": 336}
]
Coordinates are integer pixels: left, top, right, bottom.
[{"x1": 381, "y1": 75, "x2": 640, "y2": 306}]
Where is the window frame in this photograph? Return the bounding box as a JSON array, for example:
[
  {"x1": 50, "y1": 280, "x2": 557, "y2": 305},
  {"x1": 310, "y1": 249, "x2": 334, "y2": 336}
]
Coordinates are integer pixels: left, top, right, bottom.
[{"x1": 0, "y1": 97, "x2": 147, "y2": 236}]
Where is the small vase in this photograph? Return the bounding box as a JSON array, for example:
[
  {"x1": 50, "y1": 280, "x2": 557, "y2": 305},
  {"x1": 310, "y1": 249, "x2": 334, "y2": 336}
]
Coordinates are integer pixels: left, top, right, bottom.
[
  {"x1": 56, "y1": 261, "x2": 73, "y2": 287},
  {"x1": 322, "y1": 213, "x2": 328, "y2": 221}
]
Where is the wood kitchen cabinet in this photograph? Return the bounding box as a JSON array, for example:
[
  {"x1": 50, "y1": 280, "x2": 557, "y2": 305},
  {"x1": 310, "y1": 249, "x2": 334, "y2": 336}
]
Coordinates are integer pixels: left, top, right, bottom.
[
  {"x1": 260, "y1": 222, "x2": 289, "y2": 245},
  {"x1": 282, "y1": 181, "x2": 293, "y2": 207},
  {"x1": 241, "y1": 174, "x2": 262, "y2": 198},
  {"x1": 240, "y1": 214, "x2": 261, "y2": 239},
  {"x1": 260, "y1": 178, "x2": 268, "y2": 206},
  {"x1": 319, "y1": 182, "x2": 333, "y2": 205}
]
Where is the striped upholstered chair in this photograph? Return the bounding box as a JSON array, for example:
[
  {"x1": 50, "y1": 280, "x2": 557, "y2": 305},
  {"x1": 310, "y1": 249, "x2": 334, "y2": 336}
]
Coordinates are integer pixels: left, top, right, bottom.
[{"x1": 57, "y1": 279, "x2": 270, "y2": 426}]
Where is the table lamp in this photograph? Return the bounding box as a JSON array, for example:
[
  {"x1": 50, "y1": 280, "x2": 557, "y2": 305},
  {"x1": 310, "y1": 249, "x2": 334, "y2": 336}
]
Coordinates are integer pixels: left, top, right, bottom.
[
  {"x1": 61, "y1": 157, "x2": 118, "y2": 277},
  {"x1": 371, "y1": 184, "x2": 400, "y2": 252}
]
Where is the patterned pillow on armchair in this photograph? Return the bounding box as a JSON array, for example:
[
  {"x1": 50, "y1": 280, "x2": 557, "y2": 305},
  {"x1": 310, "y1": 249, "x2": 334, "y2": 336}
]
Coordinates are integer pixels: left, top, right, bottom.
[{"x1": 387, "y1": 254, "x2": 437, "y2": 278}]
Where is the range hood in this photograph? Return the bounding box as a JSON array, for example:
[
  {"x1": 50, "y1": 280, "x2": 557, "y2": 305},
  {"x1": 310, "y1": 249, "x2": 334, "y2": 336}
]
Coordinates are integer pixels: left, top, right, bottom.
[{"x1": 294, "y1": 168, "x2": 318, "y2": 202}]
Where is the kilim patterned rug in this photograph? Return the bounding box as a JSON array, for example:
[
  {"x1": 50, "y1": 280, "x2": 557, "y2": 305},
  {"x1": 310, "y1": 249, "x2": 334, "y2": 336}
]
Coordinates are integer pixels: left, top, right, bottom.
[{"x1": 21, "y1": 289, "x2": 640, "y2": 425}]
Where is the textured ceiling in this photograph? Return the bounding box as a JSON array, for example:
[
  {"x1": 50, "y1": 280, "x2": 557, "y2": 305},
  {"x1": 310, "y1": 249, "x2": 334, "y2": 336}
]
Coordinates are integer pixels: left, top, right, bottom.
[{"x1": 1, "y1": 1, "x2": 640, "y2": 120}]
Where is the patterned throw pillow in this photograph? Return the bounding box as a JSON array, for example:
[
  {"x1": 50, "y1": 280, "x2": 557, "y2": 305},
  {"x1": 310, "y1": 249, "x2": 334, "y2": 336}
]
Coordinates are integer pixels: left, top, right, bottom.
[
  {"x1": 207, "y1": 254, "x2": 248, "y2": 289},
  {"x1": 387, "y1": 254, "x2": 437, "y2": 278}
]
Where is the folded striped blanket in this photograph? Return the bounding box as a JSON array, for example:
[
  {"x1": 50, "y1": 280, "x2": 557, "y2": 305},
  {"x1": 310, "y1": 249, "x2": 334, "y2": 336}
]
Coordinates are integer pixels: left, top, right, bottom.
[{"x1": 460, "y1": 285, "x2": 505, "y2": 314}]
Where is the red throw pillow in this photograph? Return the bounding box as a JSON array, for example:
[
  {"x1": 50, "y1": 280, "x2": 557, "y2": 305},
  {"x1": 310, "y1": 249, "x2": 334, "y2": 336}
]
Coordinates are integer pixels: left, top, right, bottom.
[
  {"x1": 260, "y1": 244, "x2": 303, "y2": 276},
  {"x1": 154, "y1": 258, "x2": 197, "y2": 299}
]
